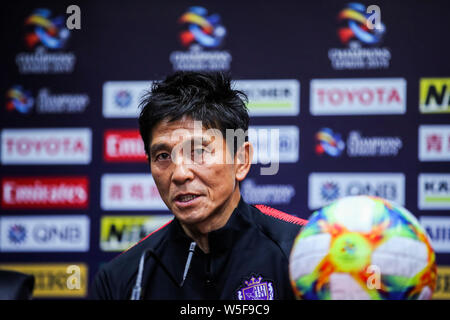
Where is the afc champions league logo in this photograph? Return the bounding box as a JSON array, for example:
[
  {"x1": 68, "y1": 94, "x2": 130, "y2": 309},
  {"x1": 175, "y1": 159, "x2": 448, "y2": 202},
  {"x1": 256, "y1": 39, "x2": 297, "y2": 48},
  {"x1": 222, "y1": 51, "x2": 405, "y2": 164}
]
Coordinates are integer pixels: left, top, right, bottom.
[
  {"x1": 337, "y1": 3, "x2": 385, "y2": 46},
  {"x1": 329, "y1": 3, "x2": 390, "y2": 70},
  {"x1": 16, "y1": 8, "x2": 76, "y2": 74},
  {"x1": 315, "y1": 128, "x2": 345, "y2": 157},
  {"x1": 24, "y1": 8, "x2": 70, "y2": 50},
  {"x1": 178, "y1": 6, "x2": 226, "y2": 49},
  {"x1": 6, "y1": 85, "x2": 34, "y2": 114},
  {"x1": 170, "y1": 6, "x2": 231, "y2": 71}
]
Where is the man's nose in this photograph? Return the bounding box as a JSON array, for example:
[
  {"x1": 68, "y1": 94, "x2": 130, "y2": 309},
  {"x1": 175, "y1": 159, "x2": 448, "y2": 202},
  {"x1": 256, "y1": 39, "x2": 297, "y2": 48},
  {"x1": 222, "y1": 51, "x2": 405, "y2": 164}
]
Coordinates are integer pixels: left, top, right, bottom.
[{"x1": 171, "y1": 154, "x2": 195, "y2": 184}]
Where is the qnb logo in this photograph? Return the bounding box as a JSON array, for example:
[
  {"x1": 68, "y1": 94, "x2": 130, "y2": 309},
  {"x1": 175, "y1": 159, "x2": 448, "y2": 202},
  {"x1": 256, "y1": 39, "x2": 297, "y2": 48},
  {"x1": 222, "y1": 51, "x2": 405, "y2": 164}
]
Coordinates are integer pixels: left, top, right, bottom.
[
  {"x1": 338, "y1": 3, "x2": 385, "y2": 45},
  {"x1": 6, "y1": 85, "x2": 34, "y2": 114},
  {"x1": 308, "y1": 173, "x2": 405, "y2": 210},
  {"x1": 8, "y1": 224, "x2": 27, "y2": 245},
  {"x1": 25, "y1": 8, "x2": 70, "y2": 49},
  {"x1": 0, "y1": 216, "x2": 90, "y2": 252},
  {"x1": 321, "y1": 181, "x2": 340, "y2": 202},
  {"x1": 315, "y1": 128, "x2": 345, "y2": 157},
  {"x1": 114, "y1": 90, "x2": 132, "y2": 108},
  {"x1": 179, "y1": 6, "x2": 226, "y2": 48},
  {"x1": 33, "y1": 225, "x2": 81, "y2": 243},
  {"x1": 346, "y1": 182, "x2": 398, "y2": 199}
]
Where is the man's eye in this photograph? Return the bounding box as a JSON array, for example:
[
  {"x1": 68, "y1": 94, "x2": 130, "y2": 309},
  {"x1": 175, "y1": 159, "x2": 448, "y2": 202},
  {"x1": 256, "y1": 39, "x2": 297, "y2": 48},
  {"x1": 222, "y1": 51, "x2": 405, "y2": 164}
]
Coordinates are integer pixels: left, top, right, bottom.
[{"x1": 155, "y1": 153, "x2": 171, "y2": 161}]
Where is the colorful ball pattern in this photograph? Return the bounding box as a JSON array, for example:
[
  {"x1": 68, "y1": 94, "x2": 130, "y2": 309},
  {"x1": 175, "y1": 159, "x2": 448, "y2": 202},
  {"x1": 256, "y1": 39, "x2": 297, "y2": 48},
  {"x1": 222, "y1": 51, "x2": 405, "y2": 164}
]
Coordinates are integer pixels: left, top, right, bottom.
[{"x1": 289, "y1": 196, "x2": 437, "y2": 300}]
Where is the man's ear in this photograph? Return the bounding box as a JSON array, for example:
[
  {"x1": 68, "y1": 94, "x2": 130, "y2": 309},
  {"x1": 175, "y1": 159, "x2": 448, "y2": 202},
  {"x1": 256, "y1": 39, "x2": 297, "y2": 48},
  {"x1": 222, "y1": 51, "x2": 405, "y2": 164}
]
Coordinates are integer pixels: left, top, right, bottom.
[{"x1": 235, "y1": 141, "x2": 253, "y2": 182}]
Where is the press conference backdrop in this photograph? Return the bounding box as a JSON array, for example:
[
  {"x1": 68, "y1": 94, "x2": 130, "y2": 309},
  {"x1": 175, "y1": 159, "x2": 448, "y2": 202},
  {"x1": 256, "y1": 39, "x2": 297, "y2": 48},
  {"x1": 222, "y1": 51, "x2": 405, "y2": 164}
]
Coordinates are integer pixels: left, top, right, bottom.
[{"x1": 1, "y1": 0, "x2": 450, "y2": 299}]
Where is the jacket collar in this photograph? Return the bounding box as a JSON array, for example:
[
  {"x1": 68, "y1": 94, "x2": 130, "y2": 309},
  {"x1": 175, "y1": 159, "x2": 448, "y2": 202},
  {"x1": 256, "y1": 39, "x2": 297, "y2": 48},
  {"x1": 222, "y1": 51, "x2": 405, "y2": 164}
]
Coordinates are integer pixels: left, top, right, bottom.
[
  {"x1": 166, "y1": 196, "x2": 253, "y2": 254},
  {"x1": 140, "y1": 197, "x2": 255, "y2": 296}
]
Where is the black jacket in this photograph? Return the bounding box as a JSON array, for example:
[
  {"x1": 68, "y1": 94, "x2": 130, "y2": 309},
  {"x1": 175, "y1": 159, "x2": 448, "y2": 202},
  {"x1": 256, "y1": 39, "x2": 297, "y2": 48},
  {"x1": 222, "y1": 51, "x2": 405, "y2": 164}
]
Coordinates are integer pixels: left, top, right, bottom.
[{"x1": 91, "y1": 197, "x2": 307, "y2": 300}]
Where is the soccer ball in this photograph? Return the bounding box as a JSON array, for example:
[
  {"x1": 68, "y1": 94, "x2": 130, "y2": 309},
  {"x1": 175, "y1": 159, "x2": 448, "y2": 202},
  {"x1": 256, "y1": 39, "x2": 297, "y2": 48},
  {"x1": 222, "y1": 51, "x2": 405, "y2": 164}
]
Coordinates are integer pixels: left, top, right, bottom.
[{"x1": 289, "y1": 196, "x2": 437, "y2": 300}]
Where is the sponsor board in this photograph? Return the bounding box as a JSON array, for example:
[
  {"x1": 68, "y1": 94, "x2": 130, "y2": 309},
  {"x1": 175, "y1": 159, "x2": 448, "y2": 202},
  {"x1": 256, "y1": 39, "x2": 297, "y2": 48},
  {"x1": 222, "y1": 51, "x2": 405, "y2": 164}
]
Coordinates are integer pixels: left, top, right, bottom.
[
  {"x1": 34, "y1": 88, "x2": 89, "y2": 114},
  {"x1": 420, "y1": 78, "x2": 450, "y2": 114},
  {"x1": 0, "y1": 215, "x2": 90, "y2": 252},
  {"x1": 104, "y1": 129, "x2": 147, "y2": 162},
  {"x1": 433, "y1": 266, "x2": 450, "y2": 300},
  {"x1": 346, "y1": 131, "x2": 402, "y2": 157},
  {"x1": 16, "y1": 9, "x2": 76, "y2": 74},
  {"x1": 234, "y1": 80, "x2": 300, "y2": 116},
  {"x1": 310, "y1": 78, "x2": 406, "y2": 115},
  {"x1": 101, "y1": 174, "x2": 167, "y2": 211},
  {"x1": 1, "y1": 128, "x2": 92, "y2": 165},
  {"x1": 420, "y1": 216, "x2": 450, "y2": 253},
  {"x1": 1, "y1": 176, "x2": 89, "y2": 209},
  {"x1": 329, "y1": 3, "x2": 391, "y2": 70},
  {"x1": 315, "y1": 128, "x2": 403, "y2": 158},
  {"x1": 100, "y1": 215, "x2": 173, "y2": 251},
  {"x1": 103, "y1": 126, "x2": 299, "y2": 165},
  {"x1": 248, "y1": 126, "x2": 299, "y2": 164},
  {"x1": 0, "y1": 263, "x2": 88, "y2": 298},
  {"x1": 418, "y1": 174, "x2": 450, "y2": 210},
  {"x1": 308, "y1": 173, "x2": 405, "y2": 210},
  {"x1": 241, "y1": 179, "x2": 295, "y2": 205},
  {"x1": 418, "y1": 125, "x2": 450, "y2": 161},
  {"x1": 6, "y1": 87, "x2": 90, "y2": 115},
  {"x1": 102, "y1": 81, "x2": 152, "y2": 118}
]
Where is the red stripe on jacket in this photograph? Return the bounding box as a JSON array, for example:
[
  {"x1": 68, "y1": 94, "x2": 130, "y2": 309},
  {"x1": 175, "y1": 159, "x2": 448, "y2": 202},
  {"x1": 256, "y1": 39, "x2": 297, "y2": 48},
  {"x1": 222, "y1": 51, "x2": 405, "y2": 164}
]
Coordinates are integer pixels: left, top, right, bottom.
[{"x1": 254, "y1": 204, "x2": 308, "y2": 226}]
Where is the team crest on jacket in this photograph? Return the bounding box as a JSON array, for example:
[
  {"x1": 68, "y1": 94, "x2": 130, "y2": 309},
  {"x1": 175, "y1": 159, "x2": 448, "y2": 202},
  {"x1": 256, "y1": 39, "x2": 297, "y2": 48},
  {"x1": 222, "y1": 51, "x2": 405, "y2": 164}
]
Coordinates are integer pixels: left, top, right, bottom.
[{"x1": 236, "y1": 274, "x2": 275, "y2": 300}]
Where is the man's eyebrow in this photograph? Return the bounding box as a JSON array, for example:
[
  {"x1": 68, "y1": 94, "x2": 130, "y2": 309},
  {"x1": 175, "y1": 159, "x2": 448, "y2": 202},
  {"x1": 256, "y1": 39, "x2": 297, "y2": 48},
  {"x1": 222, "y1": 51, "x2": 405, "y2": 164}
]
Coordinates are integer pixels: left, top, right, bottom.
[{"x1": 150, "y1": 137, "x2": 215, "y2": 156}]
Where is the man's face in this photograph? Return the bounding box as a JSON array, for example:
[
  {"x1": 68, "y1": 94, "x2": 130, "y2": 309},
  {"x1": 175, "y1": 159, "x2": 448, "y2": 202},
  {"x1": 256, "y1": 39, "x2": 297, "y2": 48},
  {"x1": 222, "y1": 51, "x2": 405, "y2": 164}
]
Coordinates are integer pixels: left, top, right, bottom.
[{"x1": 149, "y1": 116, "x2": 241, "y2": 228}]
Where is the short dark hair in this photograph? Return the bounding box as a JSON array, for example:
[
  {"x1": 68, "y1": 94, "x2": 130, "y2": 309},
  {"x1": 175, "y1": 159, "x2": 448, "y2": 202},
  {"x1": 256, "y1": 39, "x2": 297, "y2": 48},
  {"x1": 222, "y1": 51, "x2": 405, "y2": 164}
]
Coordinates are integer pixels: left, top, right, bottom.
[{"x1": 138, "y1": 71, "x2": 249, "y2": 158}]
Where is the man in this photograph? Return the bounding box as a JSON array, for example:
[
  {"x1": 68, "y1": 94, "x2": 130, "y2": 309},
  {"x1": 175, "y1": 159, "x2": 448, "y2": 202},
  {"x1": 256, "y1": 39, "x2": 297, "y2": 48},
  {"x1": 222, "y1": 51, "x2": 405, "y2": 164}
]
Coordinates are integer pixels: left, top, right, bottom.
[{"x1": 91, "y1": 71, "x2": 307, "y2": 300}]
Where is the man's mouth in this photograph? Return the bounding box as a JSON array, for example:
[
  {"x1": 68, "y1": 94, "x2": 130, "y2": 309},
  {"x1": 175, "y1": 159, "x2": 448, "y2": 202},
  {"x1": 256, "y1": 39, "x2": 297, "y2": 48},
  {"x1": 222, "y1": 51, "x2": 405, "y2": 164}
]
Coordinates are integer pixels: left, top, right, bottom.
[
  {"x1": 176, "y1": 194, "x2": 200, "y2": 202},
  {"x1": 174, "y1": 194, "x2": 202, "y2": 206}
]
